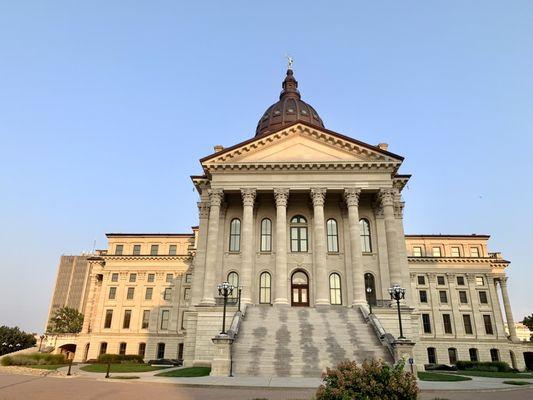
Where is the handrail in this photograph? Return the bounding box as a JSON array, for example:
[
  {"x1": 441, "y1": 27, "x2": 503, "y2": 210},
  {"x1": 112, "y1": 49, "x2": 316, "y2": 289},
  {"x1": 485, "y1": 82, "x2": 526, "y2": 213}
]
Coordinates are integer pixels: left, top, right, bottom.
[
  {"x1": 359, "y1": 305, "x2": 395, "y2": 359},
  {"x1": 227, "y1": 303, "x2": 247, "y2": 340}
]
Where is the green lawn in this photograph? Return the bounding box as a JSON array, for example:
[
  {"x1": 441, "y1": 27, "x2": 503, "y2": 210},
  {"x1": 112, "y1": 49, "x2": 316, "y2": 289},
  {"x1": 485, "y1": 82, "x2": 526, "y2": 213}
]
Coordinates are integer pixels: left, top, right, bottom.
[
  {"x1": 456, "y1": 370, "x2": 533, "y2": 379},
  {"x1": 80, "y1": 364, "x2": 168, "y2": 373},
  {"x1": 155, "y1": 367, "x2": 211, "y2": 377},
  {"x1": 418, "y1": 372, "x2": 472, "y2": 382},
  {"x1": 26, "y1": 364, "x2": 68, "y2": 370},
  {"x1": 109, "y1": 376, "x2": 140, "y2": 380},
  {"x1": 503, "y1": 380, "x2": 532, "y2": 386}
]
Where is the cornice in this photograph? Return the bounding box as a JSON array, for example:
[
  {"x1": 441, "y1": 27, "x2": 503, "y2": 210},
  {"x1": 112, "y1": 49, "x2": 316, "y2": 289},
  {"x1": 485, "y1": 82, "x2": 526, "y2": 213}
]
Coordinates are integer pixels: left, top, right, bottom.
[
  {"x1": 103, "y1": 255, "x2": 193, "y2": 262},
  {"x1": 407, "y1": 256, "x2": 509, "y2": 267},
  {"x1": 204, "y1": 161, "x2": 399, "y2": 173}
]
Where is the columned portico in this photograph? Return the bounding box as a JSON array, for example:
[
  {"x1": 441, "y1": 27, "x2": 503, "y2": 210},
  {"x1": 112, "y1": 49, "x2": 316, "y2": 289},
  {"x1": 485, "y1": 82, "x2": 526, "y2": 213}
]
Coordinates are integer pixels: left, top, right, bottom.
[
  {"x1": 240, "y1": 188, "x2": 256, "y2": 304},
  {"x1": 201, "y1": 188, "x2": 224, "y2": 305},
  {"x1": 273, "y1": 188, "x2": 289, "y2": 304},
  {"x1": 344, "y1": 188, "x2": 365, "y2": 305},
  {"x1": 498, "y1": 277, "x2": 519, "y2": 342},
  {"x1": 310, "y1": 188, "x2": 329, "y2": 305}
]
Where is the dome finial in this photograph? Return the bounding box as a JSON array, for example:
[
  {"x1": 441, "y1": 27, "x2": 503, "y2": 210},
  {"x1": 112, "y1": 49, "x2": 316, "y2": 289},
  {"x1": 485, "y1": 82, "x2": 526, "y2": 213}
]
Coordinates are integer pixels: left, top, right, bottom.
[
  {"x1": 285, "y1": 54, "x2": 294, "y2": 70},
  {"x1": 280, "y1": 64, "x2": 300, "y2": 100}
]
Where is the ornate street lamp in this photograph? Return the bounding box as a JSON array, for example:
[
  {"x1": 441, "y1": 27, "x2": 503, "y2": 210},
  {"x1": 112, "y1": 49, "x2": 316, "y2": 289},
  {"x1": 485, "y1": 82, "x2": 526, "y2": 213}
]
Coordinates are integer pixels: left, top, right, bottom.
[
  {"x1": 217, "y1": 281, "x2": 234, "y2": 335},
  {"x1": 366, "y1": 287, "x2": 373, "y2": 314},
  {"x1": 237, "y1": 285, "x2": 243, "y2": 312},
  {"x1": 388, "y1": 284, "x2": 406, "y2": 339}
]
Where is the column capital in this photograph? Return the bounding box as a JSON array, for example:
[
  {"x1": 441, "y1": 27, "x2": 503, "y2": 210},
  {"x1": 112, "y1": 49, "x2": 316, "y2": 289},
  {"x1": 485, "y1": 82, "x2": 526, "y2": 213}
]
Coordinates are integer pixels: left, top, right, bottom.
[
  {"x1": 343, "y1": 188, "x2": 361, "y2": 207},
  {"x1": 197, "y1": 201, "x2": 210, "y2": 218},
  {"x1": 241, "y1": 188, "x2": 257, "y2": 207},
  {"x1": 208, "y1": 188, "x2": 224, "y2": 207},
  {"x1": 498, "y1": 276, "x2": 509, "y2": 286},
  {"x1": 378, "y1": 188, "x2": 395, "y2": 207},
  {"x1": 310, "y1": 188, "x2": 327, "y2": 207},
  {"x1": 274, "y1": 188, "x2": 289, "y2": 207}
]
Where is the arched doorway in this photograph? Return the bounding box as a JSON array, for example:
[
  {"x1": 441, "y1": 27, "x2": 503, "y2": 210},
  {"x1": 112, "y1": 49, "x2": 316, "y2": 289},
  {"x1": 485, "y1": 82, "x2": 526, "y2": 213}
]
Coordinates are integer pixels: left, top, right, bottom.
[
  {"x1": 364, "y1": 273, "x2": 377, "y2": 306},
  {"x1": 291, "y1": 270, "x2": 309, "y2": 307}
]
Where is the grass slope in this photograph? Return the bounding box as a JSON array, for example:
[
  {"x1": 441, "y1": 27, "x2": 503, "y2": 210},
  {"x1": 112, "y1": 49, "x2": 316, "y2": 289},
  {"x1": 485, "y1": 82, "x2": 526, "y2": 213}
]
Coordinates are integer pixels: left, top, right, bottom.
[
  {"x1": 155, "y1": 367, "x2": 211, "y2": 377},
  {"x1": 80, "y1": 364, "x2": 168, "y2": 373},
  {"x1": 456, "y1": 370, "x2": 533, "y2": 379},
  {"x1": 418, "y1": 372, "x2": 472, "y2": 382}
]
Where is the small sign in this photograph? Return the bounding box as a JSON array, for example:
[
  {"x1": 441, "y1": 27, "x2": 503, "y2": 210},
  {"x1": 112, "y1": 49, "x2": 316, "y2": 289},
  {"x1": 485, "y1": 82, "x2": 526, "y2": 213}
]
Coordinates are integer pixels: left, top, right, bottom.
[{"x1": 408, "y1": 357, "x2": 414, "y2": 365}]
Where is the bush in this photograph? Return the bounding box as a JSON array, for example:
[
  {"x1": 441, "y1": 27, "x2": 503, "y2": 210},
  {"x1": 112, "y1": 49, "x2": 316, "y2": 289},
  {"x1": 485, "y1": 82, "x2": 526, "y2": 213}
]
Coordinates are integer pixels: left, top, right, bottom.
[
  {"x1": 97, "y1": 354, "x2": 144, "y2": 364},
  {"x1": 1, "y1": 353, "x2": 66, "y2": 366},
  {"x1": 316, "y1": 359, "x2": 419, "y2": 400},
  {"x1": 456, "y1": 360, "x2": 511, "y2": 372},
  {"x1": 424, "y1": 363, "x2": 457, "y2": 371}
]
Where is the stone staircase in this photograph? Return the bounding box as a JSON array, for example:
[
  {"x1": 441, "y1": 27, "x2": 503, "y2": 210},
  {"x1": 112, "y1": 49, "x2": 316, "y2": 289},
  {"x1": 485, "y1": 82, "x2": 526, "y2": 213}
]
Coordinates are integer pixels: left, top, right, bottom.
[{"x1": 232, "y1": 305, "x2": 393, "y2": 377}]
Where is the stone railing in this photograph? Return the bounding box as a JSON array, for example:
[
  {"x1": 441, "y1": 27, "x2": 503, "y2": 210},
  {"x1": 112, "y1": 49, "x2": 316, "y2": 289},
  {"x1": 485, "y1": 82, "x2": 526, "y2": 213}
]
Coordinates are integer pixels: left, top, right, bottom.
[{"x1": 359, "y1": 305, "x2": 395, "y2": 358}]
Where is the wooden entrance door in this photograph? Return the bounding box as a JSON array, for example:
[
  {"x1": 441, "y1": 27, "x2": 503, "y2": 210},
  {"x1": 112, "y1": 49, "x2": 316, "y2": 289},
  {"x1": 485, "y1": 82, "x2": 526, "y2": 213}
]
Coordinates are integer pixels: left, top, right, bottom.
[{"x1": 291, "y1": 271, "x2": 309, "y2": 306}]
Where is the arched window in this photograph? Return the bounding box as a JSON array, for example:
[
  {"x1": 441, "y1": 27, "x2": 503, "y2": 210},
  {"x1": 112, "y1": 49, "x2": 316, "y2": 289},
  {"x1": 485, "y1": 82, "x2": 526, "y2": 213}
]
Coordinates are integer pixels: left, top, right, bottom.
[
  {"x1": 99, "y1": 342, "x2": 107, "y2": 355},
  {"x1": 364, "y1": 273, "x2": 377, "y2": 306},
  {"x1": 229, "y1": 218, "x2": 241, "y2": 252},
  {"x1": 490, "y1": 348, "x2": 500, "y2": 362},
  {"x1": 360, "y1": 219, "x2": 372, "y2": 253},
  {"x1": 427, "y1": 347, "x2": 437, "y2": 364},
  {"x1": 329, "y1": 273, "x2": 342, "y2": 305},
  {"x1": 326, "y1": 219, "x2": 339, "y2": 252},
  {"x1": 259, "y1": 272, "x2": 271, "y2": 304},
  {"x1": 260, "y1": 218, "x2": 272, "y2": 252},
  {"x1": 290, "y1": 215, "x2": 308, "y2": 252},
  {"x1": 469, "y1": 348, "x2": 478, "y2": 362},
  {"x1": 227, "y1": 271, "x2": 239, "y2": 298}
]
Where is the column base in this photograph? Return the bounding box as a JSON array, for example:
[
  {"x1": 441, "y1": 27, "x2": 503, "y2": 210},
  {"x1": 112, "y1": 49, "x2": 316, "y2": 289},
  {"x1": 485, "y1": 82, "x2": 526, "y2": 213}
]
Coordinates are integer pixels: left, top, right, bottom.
[
  {"x1": 315, "y1": 299, "x2": 330, "y2": 306},
  {"x1": 199, "y1": 298, "x2": 216, "y2": 306},
  {"x1": 352, "y1": 299, "x2": 367, "y2": 307},
  {"x1": 273, "y1": 298, "x2": 289, "y2": 305}
]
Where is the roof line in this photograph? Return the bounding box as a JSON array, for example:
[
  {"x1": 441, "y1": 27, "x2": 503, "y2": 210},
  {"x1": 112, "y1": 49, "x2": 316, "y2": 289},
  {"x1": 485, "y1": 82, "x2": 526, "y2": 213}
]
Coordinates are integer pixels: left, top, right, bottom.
[
  {"x1": 405, "y1": 234, "x2": 490, "y2": 238},
  {"x1": 106, "y1": 233, "x2": 195, "y2": 237}
]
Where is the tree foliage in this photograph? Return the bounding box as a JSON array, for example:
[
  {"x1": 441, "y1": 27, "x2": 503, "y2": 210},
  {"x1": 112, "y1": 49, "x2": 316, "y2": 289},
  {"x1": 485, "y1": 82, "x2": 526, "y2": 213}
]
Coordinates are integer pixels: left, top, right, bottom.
[
  {"x1": 522, "y1": 314, "x2": 533, "y2": 331},
  {"x1": 46, "y1": 307, "x2": 84, "y2": 334},
  {"x1": 0, "y1": 326, "x2": 36, "y2": 356}
]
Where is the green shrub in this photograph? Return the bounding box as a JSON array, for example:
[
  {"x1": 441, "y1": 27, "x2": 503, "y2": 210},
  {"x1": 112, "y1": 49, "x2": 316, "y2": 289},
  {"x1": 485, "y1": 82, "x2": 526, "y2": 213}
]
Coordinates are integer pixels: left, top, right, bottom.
[
  {"x1": 97, "y1": 354, "x2": 144, "y2": 364},
  {"x1": 1, "y1": 353, "x2": 66, "y2": 366},
  {"x1": 316, "y1": 359, "x2": 419, "y2": 400},
  {"x1": 456, "y1": 360, "x2": 511, "y2": 372}
]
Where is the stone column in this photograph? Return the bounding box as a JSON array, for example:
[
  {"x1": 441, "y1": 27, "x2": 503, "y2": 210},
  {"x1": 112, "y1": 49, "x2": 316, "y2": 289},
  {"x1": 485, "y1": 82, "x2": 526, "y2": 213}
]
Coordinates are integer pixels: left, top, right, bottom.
[
  {"x1": 498, "y1": 277, "x2": 519, "y2": 341},
  {"x1": 191, "y1": 201, "x2": 210, "y2": 305},
  {"x1": 466, "y1": 273, "x2": 482, "y2": 337},
  {"x1": 311, "y1": 188, "x2": 329, "y2": 305},
  {"x1": 488, "y1": 276, "x2": 506, "y2": 339},
  {"x1": 201, "y1": 188, "x2": 224, "y2": 305},
  {"x1": 240, "y1": 188, "x2": 256, "y2": 304},
  {"x1": 273, "y1": 188, "x2": 289, "y2": 305},
  {"x1": 379, "y1": 189, "x2": 402, "y2": 286},
  {"x1": 344, "y1": 188, "x2": 365, "y2": 305}
]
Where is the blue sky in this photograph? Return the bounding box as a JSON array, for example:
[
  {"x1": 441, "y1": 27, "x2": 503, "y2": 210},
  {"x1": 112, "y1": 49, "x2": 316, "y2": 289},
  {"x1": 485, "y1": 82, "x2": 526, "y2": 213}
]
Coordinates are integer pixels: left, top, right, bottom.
[{"x1": 0, "y1": 1, "x2": 532, "y2": 333}]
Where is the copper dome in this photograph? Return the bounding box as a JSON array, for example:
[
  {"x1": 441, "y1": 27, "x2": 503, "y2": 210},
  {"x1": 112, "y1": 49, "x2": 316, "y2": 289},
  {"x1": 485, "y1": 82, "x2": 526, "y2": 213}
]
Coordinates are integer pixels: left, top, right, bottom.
[{"x1": 255, "y1": 69, "x2": 324, "y2": 137}]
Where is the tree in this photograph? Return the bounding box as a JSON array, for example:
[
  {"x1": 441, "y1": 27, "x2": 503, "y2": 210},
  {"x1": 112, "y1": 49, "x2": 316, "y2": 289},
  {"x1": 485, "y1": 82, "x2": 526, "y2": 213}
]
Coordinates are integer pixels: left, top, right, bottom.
[
  {"x1": 522, "y1": 314, "x2": 533, "y2": 331},
  {"x1": 0, "y1": 326, "x2": 36, "y2": 356},
  {"x1": 47, "y1": 307, "x2": 84, "y2": 334}
]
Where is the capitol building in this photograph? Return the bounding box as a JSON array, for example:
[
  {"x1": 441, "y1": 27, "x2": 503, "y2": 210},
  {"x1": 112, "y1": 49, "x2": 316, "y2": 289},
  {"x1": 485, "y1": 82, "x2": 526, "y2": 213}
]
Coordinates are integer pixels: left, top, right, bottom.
[{"x1": 46, "y1": 67, "x2": 533, "y2": 375}]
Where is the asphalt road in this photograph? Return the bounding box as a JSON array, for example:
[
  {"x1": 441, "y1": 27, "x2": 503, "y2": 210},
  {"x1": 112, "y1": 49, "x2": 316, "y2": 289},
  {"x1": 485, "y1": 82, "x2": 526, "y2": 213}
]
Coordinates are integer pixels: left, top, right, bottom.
[{"x1": 1, "y1": 374, "x2": 532, "y2": 400}]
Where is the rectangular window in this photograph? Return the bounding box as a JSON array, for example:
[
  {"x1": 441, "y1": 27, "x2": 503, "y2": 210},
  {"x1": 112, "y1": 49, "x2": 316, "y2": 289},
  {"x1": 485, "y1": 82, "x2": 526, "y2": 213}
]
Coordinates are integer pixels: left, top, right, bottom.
[
  {"x1": 145, "y1": 287, "x2": 153, "y2": 300},
  {"x1": 168, "y1": 244, "x2": 177, "y2": 255},
  {"x1": 417, "y1": 275, "x2": 426, "y2": 285},
  {"x1": 469, "y1": 348, "x2": 478, "y2": 362},
  {"x1": 99, "y1": 342, "x2": 107, "y2": 355},
  {"x1": 129, "y1": 273, "x2": 137, "y2": 283},
  {"x1": 157, "y1": 343, "x2": 165, "y2": 359},
  {"x1": 111, "y1": 273, "x2": 119, "y2": 282},
  {"x1": 443, "y1": 314, "x2": 453, "y2": 334},
  {"x1": 184, "y1": 287, "x2": 190, "y2": 300},
  {"x1": 437, "y1": 276, "x2": 445, "y2": 285},
  {"x1": 451, "y1": 246, "x2": 460, "y2": 257},
  {"x1": 115, "y1": 244, "x2": 123, "y2": 255},
  {"x1": 181, "y1": 311, "x2": 186, "y2": 330},
  {"x1": 457, "y1": 276, "x2": 465, "y2": 286},
  {"x1": 163, "y1": 287, "x2": 172, "y2": 301},
  {"x1": 160, "y1": 310, "x2": 170, "y2": 330},
  {"x1": 166, "y1": 273, "x2": 173, "y2": 283},
  {"x1": 476, "y1": 276, "x2": 484, "y2": 286},
  {"x1": 439, "y1": 290, "x2": 448, "y2": 303},
  {"x1": 483, "y1": 315, "x2": 494, "y2": 334},
  {"x1": 463, "y1": 314, "x2": 473, "y2": 334},
  {"x1": 123, "y1": 310, "x2": 131, "y2": 329},
  {"x1": 141, "y1": 310, "x2": 150, "y2": 329},
  {"x1": 150, "y1": 244, "x2": 159, "y2": 255},
  {"x1": 138, "y1": 343, "x2": 146, "y2": 357},
  {"x1": 459, "y1": 291, "x2": 468, "y2": 304},
  {"x1": 185, "y1": 273, "x2": 192, "y2": 283},
  {"x1": 126, "y1": 287, "x2": 135, "y2": 300},
  {"x1": 147, "y1": 273, "x2": 155, "y2": 283},
  {"x1": 490, "y1": 348, "x2": 499, "y2": 362},
  {"x1": 104, "y1": 309, "x2": 113, "y2": 329},
  {"x1": 470, "y1": 247, "x2": 480, "y2": 257},
  {"x1": 479, "y1": 291, "x2": 488, "y2": 304},
  {"x1": 427, "y1": 347, "x2": 437, "y2": 364},
  {"x1": 133, "y1": 244, "x2": 141, "y2": 255},
  {"x1": 412, "y1": 246, "x2": 422, "y2": 257},
  {"x1": 448, "y1": 348, "x2": 458, "y2": 365},
  {"x1": 422, "y1": 313, "x2": 432, "y2": 334},
  {"x1": 419, "y1": 290, "x2": 428, "y2": 303},
  {"x1": 119, "y1": 342, "x2": 127, "y2": 355},
  {"x1": 108, "y1": 287, "x2": 117, "y2": 300},
  {"x1": 432, "y1": 247, "x2": 442, "y2": 257}
]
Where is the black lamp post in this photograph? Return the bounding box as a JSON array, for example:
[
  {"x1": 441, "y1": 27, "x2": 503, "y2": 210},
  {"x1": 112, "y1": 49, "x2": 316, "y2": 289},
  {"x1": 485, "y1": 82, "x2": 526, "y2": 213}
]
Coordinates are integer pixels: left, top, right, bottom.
[
  {"x1": 388, "y1": 284, "x2": 406, "y2": 339},
  {"x1": 217, "y1": 281, "x2": 234, "y2": 335},
  {"x1": 366, "y1": 287, "x2": 373, "y2": 314},
  {"x1": 237, "y1": 285, "x2": 243, "y2": 312}
]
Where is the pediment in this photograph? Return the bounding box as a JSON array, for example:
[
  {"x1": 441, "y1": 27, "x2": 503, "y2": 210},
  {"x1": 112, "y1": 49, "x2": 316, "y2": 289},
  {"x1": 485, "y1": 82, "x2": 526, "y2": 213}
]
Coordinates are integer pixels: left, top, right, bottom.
[{"x1": 201, "y1": 123, "x2": 403, "y2": 167}]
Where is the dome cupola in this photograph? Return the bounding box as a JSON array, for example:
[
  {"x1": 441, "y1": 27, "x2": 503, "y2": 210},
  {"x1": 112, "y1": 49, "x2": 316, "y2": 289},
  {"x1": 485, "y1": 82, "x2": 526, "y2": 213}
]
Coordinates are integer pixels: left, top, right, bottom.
[{"x1": 255, "y1": 68, "x2": 324, "y2": 137}]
